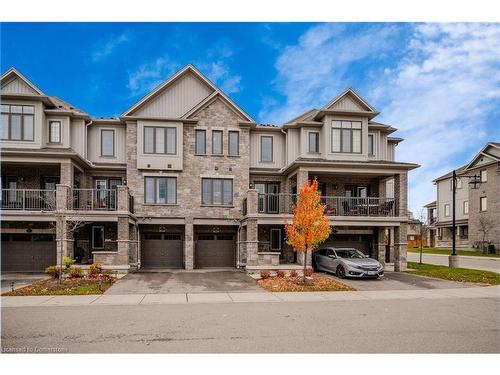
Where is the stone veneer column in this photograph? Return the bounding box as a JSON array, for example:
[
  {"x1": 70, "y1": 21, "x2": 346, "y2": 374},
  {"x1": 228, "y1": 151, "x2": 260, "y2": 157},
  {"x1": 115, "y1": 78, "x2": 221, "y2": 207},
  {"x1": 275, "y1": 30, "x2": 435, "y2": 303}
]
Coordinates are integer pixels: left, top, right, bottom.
[
  {"x1": 117, "y1": 185, "x2": 129, "y2": 212},
  {"x1": 393, "y1": 172, "x2": 408, "y2": 271},
  {"x1": 394, "y1": 224, "x2": 408, "y2": 271},
  {"x1": 296, "y1": 168, "x2": 309, "y2": 189},
  {"x1": 246, "y1": 218, "x2": 259, "y2": 266},
  {"x1": 116, "y1": 217, "x2": 130, "y2": 265},
  {"x1": 56, "y1": 217, "x2": 73, "y2": 264},
  {"x1": 60, "y1": 162, "x2": 74, "y2": 187},
  {"x1": 184, "y1": 219, "x2": 194, "y2": 270},
  {"x1": 377, "y1": 227, "x2": 387, "y2": 266}
]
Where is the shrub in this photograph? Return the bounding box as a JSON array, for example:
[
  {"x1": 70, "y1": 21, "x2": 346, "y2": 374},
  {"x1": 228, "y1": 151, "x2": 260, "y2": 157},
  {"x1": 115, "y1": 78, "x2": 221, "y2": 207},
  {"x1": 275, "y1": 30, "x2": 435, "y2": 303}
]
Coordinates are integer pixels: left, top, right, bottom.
[
  {"x1": 63, "y1": 257, "x2": 75, "y2": 269},
  {"x1": 304, "y1": 266, "x2": 314, "y2": 277},
  {"x1": 290, "y1": 269, "x2": 298, "y2": 278},
  {"x1": 69, "y1": 266, "x2": 83, "y2": 278},
  {"x1": 45, "y1": 266, "x2": 62, "y2": 279},
  {"x1": 88, "y1": 262, "x2": 103, "y2": 276},
  {"x1": 260, "y1": 269, "x2": 271, "y2": 279},
  {"x1": 276, "y1": 270, "x2": 285, "y2": 278}
]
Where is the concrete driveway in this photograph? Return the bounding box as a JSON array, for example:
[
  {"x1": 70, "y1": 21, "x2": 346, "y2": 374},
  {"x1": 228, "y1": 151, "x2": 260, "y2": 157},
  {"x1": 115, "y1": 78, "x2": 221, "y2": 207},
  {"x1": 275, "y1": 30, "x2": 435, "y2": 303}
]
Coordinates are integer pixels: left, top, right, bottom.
[
  {"x1": 1, "y1": 273, "x2": 48, "y2": 294},
  {"x1": 105, "y1": 269, "x2": 264, "y2": 295},
  {"x1": 322, "y1": 271, "x2": 480, "y2": 291}
]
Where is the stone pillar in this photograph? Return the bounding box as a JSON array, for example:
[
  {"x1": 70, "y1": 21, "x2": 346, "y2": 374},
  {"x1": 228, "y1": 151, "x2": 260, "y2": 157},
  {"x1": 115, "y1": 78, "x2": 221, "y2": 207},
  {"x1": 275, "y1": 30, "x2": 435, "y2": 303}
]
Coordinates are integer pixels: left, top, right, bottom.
[
  {"x1": 60, "y1": 162, "x2": 74, "y2": 187},
  {"x1": 247, "y1": 189, "x2": 258, "y2": 215},
  {"x1": 184, "y1": 219, "x2": 194, "y2": 270},
  {"x1": 246, "y1": 218, "x2": 259, "y2": 266},
  {"x1": 377, "y1": 227, "x2": 387, "y2": 266},
  {"x1": 394, "y1": 172, "x2": 408, "y2": 217},
  {"x1": 55, "y1": 184, "x2": 70, "y2": 211},
  {"x1": 117, "y1": 185, "x2": 129, "y2": 212},
  {"x1": 56, "y1": 217, "x2": 73, "y2": 265},
  {"x1": 394, "y1": 224, "x2": 408, "y2": 271},
  {"x1": 129, "y1": 223, "x2": 138, "y2": 266},
  {"x1": 296, "y1": 168, "x2": 309, "y2": 189},
  {"x1": 296, "y1": 251, "x2": 312, "y2": 267},
  {"x1": 116, "y1": 217, "x2": 130, "y2": 265}
]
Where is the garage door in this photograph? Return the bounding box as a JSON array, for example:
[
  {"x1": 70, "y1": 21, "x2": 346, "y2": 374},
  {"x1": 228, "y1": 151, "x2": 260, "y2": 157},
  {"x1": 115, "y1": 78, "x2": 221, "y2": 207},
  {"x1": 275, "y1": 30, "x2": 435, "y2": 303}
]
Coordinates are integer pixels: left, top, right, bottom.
[
  {"x1": 196, "y1": 233, "x2": 235, "y2": 268},
  {"x1": 141, "y1": 233, "x2": 183, "y2": 268},
  {"x1": 1, "y1": 234, "x2": 56, "y2": 272},
  {"x1": 322, "y1": 234, "x2": 373, "y2": 256}
]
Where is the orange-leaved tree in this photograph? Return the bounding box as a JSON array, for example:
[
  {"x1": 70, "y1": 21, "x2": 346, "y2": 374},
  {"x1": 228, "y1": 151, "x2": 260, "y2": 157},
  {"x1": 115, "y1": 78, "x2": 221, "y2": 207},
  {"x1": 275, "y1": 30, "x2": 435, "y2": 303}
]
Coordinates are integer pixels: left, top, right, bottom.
[{"x1": 285, "y1": 179, "x2": 331, "y2": 282}]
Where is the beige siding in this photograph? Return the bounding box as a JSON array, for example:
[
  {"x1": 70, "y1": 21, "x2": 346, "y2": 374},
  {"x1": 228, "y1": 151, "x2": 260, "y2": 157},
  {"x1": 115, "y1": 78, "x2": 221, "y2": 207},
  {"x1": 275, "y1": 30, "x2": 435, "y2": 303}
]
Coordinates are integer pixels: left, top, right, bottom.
[
  {"x1": 437, "y1": 178, "x2": 469, "y2": 222},
  {"x1": 250, "y1": 131, "x2": 285, "y2": 169},
  {"x1": 87, "y1": 124, "x2": 126, "y2": 164},
  {"x1": 299, "y1": 127, "x2": 323, "y2": 159},
  {"x1": 1, "y1": 77, "x2": 39, "y2": 95},
  {"x1": 323, "y1": 115, "x2": 369, "y2": 162},
  {"x1": 0, "y1": 99, "x2": 44, "y2": 149},
  {"x1": 136, "y1": 120, "x2": 183, "y2": 171},
  {"x1": 70, "y1": 119, "x2": 86, "y2": 157},
  {"x1": 44, "y1": 115, "x2": 70, "y2": 149},
  {"x1": 327, "y1": 94, "x2": 364, "y2": 111},
  {"x1": 287, "y1": 128, "x2": 300, "y2": 165},
  {"x1": 132, "y1": 72, "x2": 213, "y2": 118},
  {"x1": 387, "y1": 143, "x2": 395, "y2": 161}
]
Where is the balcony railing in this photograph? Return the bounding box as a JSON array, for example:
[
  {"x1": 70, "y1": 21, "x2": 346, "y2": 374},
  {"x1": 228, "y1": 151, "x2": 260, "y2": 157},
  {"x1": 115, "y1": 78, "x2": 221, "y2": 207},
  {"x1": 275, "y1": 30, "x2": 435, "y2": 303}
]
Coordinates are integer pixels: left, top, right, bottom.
[
  {"x1": 257, "y1": 193, "x2": 397, "y2": 217},
  {"x1": 0, "y1": 189, "x2": 56, "y2": 211},
  {"x1": 70, "y1": 189, "x2": 117, "y2": 211}
]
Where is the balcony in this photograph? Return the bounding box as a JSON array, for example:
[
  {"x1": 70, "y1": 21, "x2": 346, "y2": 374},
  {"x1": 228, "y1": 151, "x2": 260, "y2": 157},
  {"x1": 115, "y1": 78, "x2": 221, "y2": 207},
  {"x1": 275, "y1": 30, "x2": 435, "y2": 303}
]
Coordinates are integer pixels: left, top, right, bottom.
[
  {"x1": 70, "y1": 189, "x2": 117, "y2": 211},
  {"x1": 256, "y1": 193, "x2": 397, "y2": 217},
  {"x1": 0, "y1": 189, "x2": 56, "y2": 211}
]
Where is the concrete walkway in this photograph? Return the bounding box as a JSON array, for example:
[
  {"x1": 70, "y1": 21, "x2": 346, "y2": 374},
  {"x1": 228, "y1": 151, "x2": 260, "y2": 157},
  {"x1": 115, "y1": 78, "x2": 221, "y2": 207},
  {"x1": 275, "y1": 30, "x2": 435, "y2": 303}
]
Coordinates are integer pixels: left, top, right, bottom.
[
  {"x1": 407, "y1": 252, "x2": 500, "y2": 273},
  {"x1": 2, "y1": 285, "x2": 499, "y2": 307}
]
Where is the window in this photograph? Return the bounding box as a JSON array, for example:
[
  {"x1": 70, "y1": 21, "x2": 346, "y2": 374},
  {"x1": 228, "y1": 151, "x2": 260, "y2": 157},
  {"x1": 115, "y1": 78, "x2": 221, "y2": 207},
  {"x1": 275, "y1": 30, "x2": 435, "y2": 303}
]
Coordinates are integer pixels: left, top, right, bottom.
[
  {"x1": 437, "y1": 228, "x2": 442, "y2": 240},
  {"x1": 144, "y1": 177, "x2": 177, "y2": 204},
  {"x1": 49, "y1": 121, "x2": 61, "y2": 143},
  {"x1": 308, "y1": 132, "x2": 319, "y2": 153},
  {"x1": 101, "y1": 129, "x2": 114, "y2": 156},
  {"x1": 92, "y1": 226, "x2": 105, "y2": 249},
  {"x1": 195, "y1": 129, "x2": 206, "y2": 154},
  {"x1": 480, "y1": 169, "x2": 487, "y2": 182},
  {"x1": 270, "y1": 229, "x2": 281, "y2": 251},
  {"x1": 331, "y1": 120, "x2": 362, "y2": 153},
  {"x1": 212, "y1": 130, "x2": 223, "y2": 155},
  {"x1": 368, "y1": 134, "x2": 374, "y2": 155},
  {"x1": 260, "y1": 136, "x2": 273, "y2": 162},
  {"x1": 480, "y1": 196, "x2": 487, "y2": 212},
  {"x1": 460, "y1": 226, "x2": 468, "y2": 238},
  {"x1": 464, "y1": 200, "x2": 469, "y2": 215},
  {"x1": 228, "y1": 131, "x2": 239, "y2": 156},
  {"x1": 144, "y1": 126, "x2": 176, "y2": 154},
  {"x1": 444, "y1": 204, "x2": 450, "y2": 217},
  {"x1": 1, "y1": 104, "x2": 34, "y2": 141},
  {"x1": 201, "y1": 178, "x2": 233, "y2": 205},
  {"x1": 451, "y1": 178, "x2": 463, "y2": 190}
]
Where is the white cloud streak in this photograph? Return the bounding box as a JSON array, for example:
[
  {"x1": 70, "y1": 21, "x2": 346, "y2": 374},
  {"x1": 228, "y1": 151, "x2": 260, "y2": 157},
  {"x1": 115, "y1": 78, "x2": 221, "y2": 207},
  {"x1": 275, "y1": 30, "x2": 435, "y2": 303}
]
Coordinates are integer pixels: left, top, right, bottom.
[
  {"x1": 92, "y1": 31, "x2": 132, "y2": 62},
  {"x1": 127, "y1": 57, "x2": 180, "y2": 96}
]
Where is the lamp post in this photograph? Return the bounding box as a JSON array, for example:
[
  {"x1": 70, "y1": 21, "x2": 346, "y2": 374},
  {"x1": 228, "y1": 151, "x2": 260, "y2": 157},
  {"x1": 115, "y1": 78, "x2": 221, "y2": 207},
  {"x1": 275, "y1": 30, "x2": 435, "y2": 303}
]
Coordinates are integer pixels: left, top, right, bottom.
[{"x1": 449, "y1": 170, "x2": 481, "y2": 268}]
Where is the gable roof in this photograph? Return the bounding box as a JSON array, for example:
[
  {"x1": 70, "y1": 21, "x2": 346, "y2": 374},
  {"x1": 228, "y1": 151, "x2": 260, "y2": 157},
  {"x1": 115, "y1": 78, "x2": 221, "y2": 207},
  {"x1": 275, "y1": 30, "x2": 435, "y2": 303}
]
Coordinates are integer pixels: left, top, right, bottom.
[
  {"x1": 1, "y1": 67, "x2": 46, "y2": 96},
  {"x1": 463, "y1": 142, "x2": 500, "y2": 171},
  {"x1": 433, "y1": 165, "x2": 467, "y2": 182},
  {"x1": 122, "y1": 64, "x2": 254, "y2": 122},
  {"x1": 323, "y1": 87, "x2": 377, "y2": 113}
]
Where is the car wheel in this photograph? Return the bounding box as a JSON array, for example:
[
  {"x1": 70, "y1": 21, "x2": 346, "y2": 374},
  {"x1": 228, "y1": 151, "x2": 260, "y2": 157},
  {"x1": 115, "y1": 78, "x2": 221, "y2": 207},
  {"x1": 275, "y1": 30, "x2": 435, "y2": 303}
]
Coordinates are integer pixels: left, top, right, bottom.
[{"x1": 336, "y1": 265, "x2": 346, "y2": 278}]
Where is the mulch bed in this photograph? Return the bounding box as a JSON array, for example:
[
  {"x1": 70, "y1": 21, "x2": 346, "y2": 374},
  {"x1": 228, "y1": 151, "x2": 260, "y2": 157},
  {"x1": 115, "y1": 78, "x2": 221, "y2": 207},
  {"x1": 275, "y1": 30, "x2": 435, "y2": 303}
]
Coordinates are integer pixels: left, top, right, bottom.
[
  {"x1": 258, "y1": 274, "x2": 355, "y2": 292},
  {"x1": 2, "y1": 275, "x2": 116, "y2": 296}
]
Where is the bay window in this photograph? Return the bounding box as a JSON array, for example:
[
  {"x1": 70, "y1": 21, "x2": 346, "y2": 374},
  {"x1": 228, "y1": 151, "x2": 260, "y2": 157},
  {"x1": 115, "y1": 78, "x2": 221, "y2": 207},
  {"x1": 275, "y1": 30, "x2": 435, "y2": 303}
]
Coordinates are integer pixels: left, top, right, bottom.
[
  {"x1": 144, "y1": 126, "x2": 176, "y2": 154},
  {"x1": 1, "y1": 104, "x2": 34, "y2": 141},
  {"x1": 331, "y1": 120, "x2": 362, "y2": 153}
]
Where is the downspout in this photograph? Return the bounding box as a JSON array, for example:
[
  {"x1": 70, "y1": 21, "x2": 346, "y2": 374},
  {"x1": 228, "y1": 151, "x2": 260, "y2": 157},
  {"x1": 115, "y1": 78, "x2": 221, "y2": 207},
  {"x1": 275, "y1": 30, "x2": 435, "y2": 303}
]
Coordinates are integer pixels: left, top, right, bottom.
[
  {"x1": 133, "y1": 221, "x2": 141, "y2": 270},
  {"x1": 280, "y1": 127, "x2": 288, "y2": 167},
  {"x1": 237, "y1": 222, "x2": 242, "y2": 268}
]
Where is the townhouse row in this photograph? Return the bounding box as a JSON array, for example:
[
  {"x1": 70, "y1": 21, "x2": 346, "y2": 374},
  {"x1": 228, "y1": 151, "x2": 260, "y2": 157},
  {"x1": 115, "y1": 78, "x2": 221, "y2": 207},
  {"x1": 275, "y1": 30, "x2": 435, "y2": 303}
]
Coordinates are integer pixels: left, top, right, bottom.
[{"x1": 0, "y1": 65, "x2": 418, "y2": 273}]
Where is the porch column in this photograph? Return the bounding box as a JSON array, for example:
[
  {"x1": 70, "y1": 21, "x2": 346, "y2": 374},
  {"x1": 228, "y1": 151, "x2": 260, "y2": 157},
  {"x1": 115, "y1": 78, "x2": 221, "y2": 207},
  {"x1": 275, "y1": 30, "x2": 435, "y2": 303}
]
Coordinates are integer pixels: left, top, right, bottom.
[
  {"x1": 394, "y1": 224, "x2": 408, "y2": 271},
  {"x1": 246, "y1": 218, "x2": 259, "y2": 266},
  {"x1": 247, "y1": 189, "x2": 258, "y2": 215},
  {"x1": 296, "y1": 168, "x2": 309, "y2": 189},
  {"x1": 60, "y1": 162, "x2": 74, "y2": 187},
  {"x1": 116, "y1": 217, "x2": 130, "y2": 265},
  {"x1": 117, "y1": 185, "x2": 129, "y2": 212},
  {"x1": 377, "y1": 227, "x2": 387, "y2": 266},
  {"x1": 55, "y1": 184, "x2": 70, "y2": 211},
  {"x1": 129, "y1": 223, "x2": 139, "y2": 267},
  {"x1": 56, "y1": 217, "x2": 73, "y2": 265},
  {"x1": 184, "y1": 219, "x2": 194, "y2": 270},
  {"x1": 394, "y1": 172, "x2": 408, "y2": 217}
]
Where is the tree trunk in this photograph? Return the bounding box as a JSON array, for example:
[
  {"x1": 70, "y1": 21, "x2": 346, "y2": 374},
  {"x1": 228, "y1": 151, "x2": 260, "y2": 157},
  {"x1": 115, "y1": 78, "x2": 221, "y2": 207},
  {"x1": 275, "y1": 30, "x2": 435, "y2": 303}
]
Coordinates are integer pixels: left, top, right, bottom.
[{"x1": 303, "y1": 249, "x2": 307, "y2": 283}]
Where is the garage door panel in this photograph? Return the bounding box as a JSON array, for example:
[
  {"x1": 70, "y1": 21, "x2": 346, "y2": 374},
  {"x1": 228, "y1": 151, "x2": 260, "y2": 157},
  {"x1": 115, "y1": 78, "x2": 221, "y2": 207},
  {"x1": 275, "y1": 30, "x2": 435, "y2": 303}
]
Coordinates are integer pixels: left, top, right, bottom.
[
  {"x1": 322, "y1": 234, "x2": 372, "y2": 255},
  {"x1": 196, "y1": 233, "x2": 235, "y2": 268},
  {"x1": 1, "y1": 235, "x2": 56, "y2": 272},
  {"x1": 141, "y1": 233, "x2": 183, "y2": 269}
]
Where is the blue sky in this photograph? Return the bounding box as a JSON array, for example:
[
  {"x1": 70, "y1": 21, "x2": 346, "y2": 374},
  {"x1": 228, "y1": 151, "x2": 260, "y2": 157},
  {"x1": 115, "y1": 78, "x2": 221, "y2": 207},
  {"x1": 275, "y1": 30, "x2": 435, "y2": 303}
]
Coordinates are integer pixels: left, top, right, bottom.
[{"x1": 1, "y1": 22, "x2": 499, "y2": 215}]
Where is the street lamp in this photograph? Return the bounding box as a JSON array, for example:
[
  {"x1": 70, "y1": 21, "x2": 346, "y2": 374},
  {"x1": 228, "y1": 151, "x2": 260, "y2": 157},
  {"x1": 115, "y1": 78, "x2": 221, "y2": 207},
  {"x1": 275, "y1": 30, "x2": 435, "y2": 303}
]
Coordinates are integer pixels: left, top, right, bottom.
[{"x1": 449, "y1": 170, "x2": 481, "y2": 268}]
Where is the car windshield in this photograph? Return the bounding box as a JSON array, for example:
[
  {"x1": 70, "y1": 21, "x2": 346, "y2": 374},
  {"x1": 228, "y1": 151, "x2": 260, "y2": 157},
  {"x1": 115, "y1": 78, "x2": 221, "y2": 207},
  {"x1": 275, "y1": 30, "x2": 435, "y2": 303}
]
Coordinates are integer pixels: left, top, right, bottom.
[{"x1": 335, "y1": 249, "x2": 366, "y2": 259}]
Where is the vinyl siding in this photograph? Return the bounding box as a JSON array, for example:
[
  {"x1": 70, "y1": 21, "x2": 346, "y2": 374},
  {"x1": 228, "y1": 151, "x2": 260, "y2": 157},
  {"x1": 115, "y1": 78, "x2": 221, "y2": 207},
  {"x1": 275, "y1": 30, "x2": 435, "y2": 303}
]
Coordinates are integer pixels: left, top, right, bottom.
[
  {"x1": 70, "y1": 119, "x2": 86, "y2": 157},
  {"x1": 1, "y1": 77, "x2": 40, "y2": 95},
  {"x1": 327, "y1": 94, "x2": 365, "y2": 111},
  {"x1": 250, "y1": 131, "x2": 285, "y2": 169},
  {"x1": 87, "y1": 124, "x2": 126, "y2": 164}
]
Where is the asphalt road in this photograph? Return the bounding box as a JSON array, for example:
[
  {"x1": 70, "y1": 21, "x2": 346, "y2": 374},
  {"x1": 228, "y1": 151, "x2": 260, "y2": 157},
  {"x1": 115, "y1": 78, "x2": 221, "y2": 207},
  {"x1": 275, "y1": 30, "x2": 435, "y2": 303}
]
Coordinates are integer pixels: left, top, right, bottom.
[
  {"x1": 407, "y1": 252, "x2": 500, "y2": 273},
  {"x1": 2, "y1": 297, "x2": 499, "y2": 353}
]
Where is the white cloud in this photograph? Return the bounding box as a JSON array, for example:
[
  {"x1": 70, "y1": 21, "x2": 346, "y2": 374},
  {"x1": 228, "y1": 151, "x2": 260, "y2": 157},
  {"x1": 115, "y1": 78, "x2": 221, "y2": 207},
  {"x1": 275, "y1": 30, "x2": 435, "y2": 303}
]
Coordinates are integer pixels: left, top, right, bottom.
[
  {"x1": 198, "y1": 60, "x2": 242, "y2": 94},
  {"x1": 127, "y1": 57, "x2": 180, "y2": 96},
  {"x1": 92, "y1": 31, "x2": 132, "y2": 62}
]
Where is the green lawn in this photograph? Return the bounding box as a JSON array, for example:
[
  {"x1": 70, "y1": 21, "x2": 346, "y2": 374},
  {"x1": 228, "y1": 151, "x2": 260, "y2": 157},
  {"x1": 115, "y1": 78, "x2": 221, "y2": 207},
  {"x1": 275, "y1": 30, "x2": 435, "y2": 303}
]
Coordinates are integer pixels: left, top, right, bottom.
[
  {"x1": 407, "y1": 261, "x2": 500, "y2": 285},
  {"x1": 407, "y1": 247, "x2": 500, "y2": 258}
]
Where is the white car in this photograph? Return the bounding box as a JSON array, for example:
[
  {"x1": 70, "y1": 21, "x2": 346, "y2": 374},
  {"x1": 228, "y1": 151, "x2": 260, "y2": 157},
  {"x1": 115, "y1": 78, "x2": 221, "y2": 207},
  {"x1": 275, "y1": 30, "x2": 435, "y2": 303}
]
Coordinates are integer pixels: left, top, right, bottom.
[{"x1": 313, "y1": 247, "x2": 384, "y2": 278}]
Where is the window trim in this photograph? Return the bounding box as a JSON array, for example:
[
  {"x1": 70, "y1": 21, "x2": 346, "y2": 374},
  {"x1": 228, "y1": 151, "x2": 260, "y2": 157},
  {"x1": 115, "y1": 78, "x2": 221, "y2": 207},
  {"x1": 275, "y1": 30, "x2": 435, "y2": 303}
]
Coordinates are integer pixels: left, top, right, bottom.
[
  {"x1": 330, "y1": 120, "x2": 362, "y2": 154},
  {"x1": 91, "y1": 226, "x2": 105, "y2": 250},
  {"x1": 212, "y1": 130, "x2": 223, "y2": 155},
  {"x1": 444, "y1": 204, "x2": 450, "y2": 217},
  {"x1": 201, "y1": 178, "x2": 233, "y2": 206},
  {"x1": 308, "y1": 131, "x2": 320, "y2": 154},
  {"x1": 368, "y1": 133, "x2": 374, "y2": 156},
  {"x1": 480, "y1": 196, "x2": 487, "y2": 212},
  {"x1": 1, "y1": 104, "x2": 35, "y2": 142},
  {"x1": 144, "y1": 176, "x2": 177, "y2": 205},
  {"x1": 260, "y1": 135, "x2": 274, "y2": 162},
  {"x1": 480, "y1": 169, "x2": 487, "y2": 182},
  {"x1": 48, "y1": 120, "x2": 62, "y2": 144},
  {"x1": 100, "y1": 129, "x2": 115, "y2": 157},
  {"x1": 270, "y1": 228, "x2": 281, "y2": 251},
  {"x1": 228, "y1": 130, "x2": 240, "y2": 156},
  {"x1": 463, "y1": 200, "x2": 469, "y2": 215},
  {"x1": 143, "y1": 126, "x2": 177, "y2": 155},
  {"x1": 195, "y1": 129, "x2": 207, "y2": 155}
]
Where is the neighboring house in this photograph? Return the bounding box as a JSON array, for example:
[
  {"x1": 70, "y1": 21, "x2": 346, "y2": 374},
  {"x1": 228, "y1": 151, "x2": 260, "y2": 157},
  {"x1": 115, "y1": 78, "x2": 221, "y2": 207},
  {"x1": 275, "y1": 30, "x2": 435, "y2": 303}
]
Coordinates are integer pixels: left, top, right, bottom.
[
  {"x1": 428, "y1": 142, "x2": 500, "y2": 252},
  {"x1": 407, "y1": 212, "x2": 425, "y2": 248},
  {"x1": 0, "y1": 65, "x2": 418, "y2": 273},
  {"x1": 424, "y1": 201, "x2": 437, "y2": 247}
]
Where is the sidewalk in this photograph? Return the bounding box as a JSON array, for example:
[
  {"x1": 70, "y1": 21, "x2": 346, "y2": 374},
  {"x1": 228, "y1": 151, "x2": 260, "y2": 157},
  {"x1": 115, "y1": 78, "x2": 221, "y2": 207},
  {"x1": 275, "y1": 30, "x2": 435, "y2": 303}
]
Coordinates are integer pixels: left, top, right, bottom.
[{"x1": 2, "y1": 285, "x2": 499, "y2": 307}]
